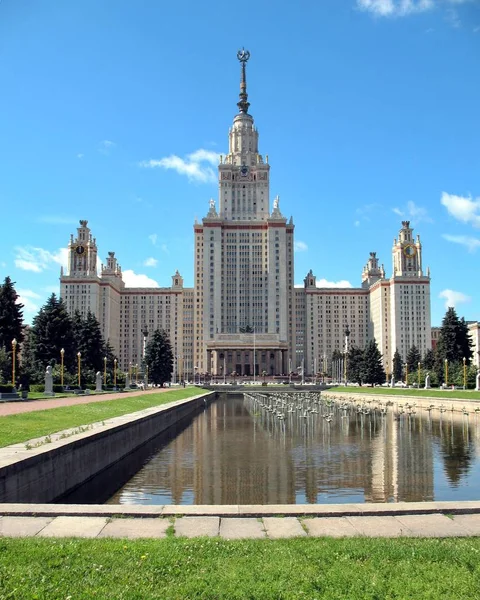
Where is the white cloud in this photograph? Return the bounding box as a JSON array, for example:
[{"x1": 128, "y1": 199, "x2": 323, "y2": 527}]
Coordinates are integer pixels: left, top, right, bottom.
[
  {"x1": 354, "y1": 220, "x2": 361, "y2": 227},
  {"x1": 77, "y1": 153, "x2": 84, "y2": 159},
  {"x1": 439, "y1": 289, "x2": 471, "y2": 309},
  {"x1": 294, "y1": 241, "x2": 308, "y2": 252},
  {"x1": 14, "y1": 247, "x2": 68, "y2": 273},
  {"x1": 122, "y1": 270, "x2": 159, "y2": 288},
  {"x1": 356, "y1": 0, "x2": 434, "y2": 17},
  {"x1": 442, "y1": 234, "x2": 480, "y2": 252},
  {"x1": 356, "y1": 0, "x2": 473, "y2": 18},
  {"x1": 148, "y1": 234, "x2": 158, "y2": 246},
  {"x1": 139, "y1": 148, "x2": 220, "y2": 183},
  {"x1": 441, "y1": 192, "x2": 480, "y2": 228},
  {"x1": 392, "y1": 201, "x2": 432, "y2": 224},
  {"x1": 99, "y1": 140, "x2": 116, "y2": 155},
  {"x1": 294, "y1": 279, "x2": 353, "y2": 289},
  {"x1": 143, "y1": 257, "x2": 158, "y2": 267},
  {"x1": 161, "y1": 243, "x2": 169, "y2": 255},
  {"x1": 16, "y1": 289, "x2": 42, "y2": 320}
]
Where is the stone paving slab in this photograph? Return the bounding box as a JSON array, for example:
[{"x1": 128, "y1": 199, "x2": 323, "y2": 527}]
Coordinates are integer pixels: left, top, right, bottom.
[
  {"x1": 38, "y1": 516, "x2": 107, "y2": 538},
  {"x1": 174, "y1": 517, "x2": 220, "y2": 538},
  {"x1": 303, "y1": 517, "x2": 360, "y2": 537},
  {"x1": 99, "y1": 517, "x2": 169, "y2": 539},
  {"x1": 346, "y1": 515, "x2": 410, "y2": 537},
  {"x1": 0, "y1": 516, "x2": 53, "y2": 537},
  {"x1": 263, "y1": 517, "x2": 307, "y2": 538},
  {"x1": 394, "y1": 514, "x2": 470, "y2": 537},
  {"x1": 162, "y1": 504, "x2": 239, "y2": 516},
  {"x1": 452, "y1": 514, "x2": 480, "y2": 534},
  {"x1": 220, "y1": 518, "x2": 266, "y2": 539}
]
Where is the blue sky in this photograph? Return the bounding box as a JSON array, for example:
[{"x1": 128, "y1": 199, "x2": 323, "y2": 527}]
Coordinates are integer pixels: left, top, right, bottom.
[{"x1": 1, "y1": 0, "x2": 479, "y2": 326}]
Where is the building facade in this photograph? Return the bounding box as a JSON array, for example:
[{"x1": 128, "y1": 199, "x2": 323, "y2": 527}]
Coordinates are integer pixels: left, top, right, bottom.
[{"x1": 60, "y1": 51, "x2": 432, "y2": 379}]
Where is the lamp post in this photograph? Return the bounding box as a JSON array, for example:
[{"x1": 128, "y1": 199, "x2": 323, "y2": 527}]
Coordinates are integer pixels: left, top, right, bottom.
[
  {"x1": 145, "y1": 365, "x2": 149, "y2": 387},
  {"x1": 253, "y1": 327, "x2": 256, "y2": 384},
  {"x1": 11, "y1": 338, "x2": 17, "y2": 386},
  {"x1": 463, "y1": 357, "x2": 467, "y2": 390},
  {"x1": 113, "y1": 358, "x2": 117, "y2": 389},
  {"x1": 60, "y1": 348, "x2": 65, "y2": 388},
  {"x1": 77, "y1": 352, "x2": 81, "y2": 388},
  {"x1": 103, "y1": 356, "x2": 107, "y2": 387},
  {"x1": 129, "y1": 362, "x2": 132, "y2": 382},
  {"x1": 135, "y1": 363, "x2": 138, "y2": 385},
  {"x1": 445, "y1": 358, "x2": 448, "y2": 388},
  {"x1": 418, "y1": 361, "x2": 421, "y2": 389},
  {"x1": 344, "y1": 325, "x2": 350, "y2": 385},
  {"x1": 405, "y1": 363, "x2": 408, "y2": 386},
  {"x1": 386, "y1": 360, "x2": 389, "y2": 385}
]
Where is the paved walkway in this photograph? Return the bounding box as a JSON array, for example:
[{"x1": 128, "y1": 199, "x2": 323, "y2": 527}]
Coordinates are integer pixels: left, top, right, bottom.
[
  {"x1": 1, "y1": 513, "x2": 480, "y2": 539},
  {"x1": 0, "y1": 388, "x2": 173, "y2": 417}
]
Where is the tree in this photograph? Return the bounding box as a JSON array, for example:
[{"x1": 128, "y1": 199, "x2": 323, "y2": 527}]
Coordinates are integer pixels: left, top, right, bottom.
[
  {"x1": 346, "y1": 346, "x2": 364, "y2": 385},
  {"x1": 144, "y1": 329, "x2": 173, "y2": 386},
  {"x1": 423, "y1": 348, "x2": 435, "y2": 371},
  {"x1": 434, "y1": 307, "x2": 473, "y2": 383},
  {"x1": 30, "y1": 294, "x2": 75, "y2": 378},
  {"x1": 406, "y1": 344, "x2": 421, "y2": 372},
  {"x1": 0, "y1": 277, "x2": 25, "y2": 350},
  {"x1": 392, "y1": 348, "x2": 403, "y2": 381},
  {"x1": 73, "y1": 310, "x2": 105, "y2": 374},
  {"x1": 361, "y1": 339, "x2": 385, "y2": 386}
]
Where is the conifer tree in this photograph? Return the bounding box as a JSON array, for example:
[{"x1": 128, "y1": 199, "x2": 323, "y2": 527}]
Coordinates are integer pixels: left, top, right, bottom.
[
  {"x1": 435, "y1": 307, "x2": 473, "y2": 383},
  {"x1": 73, "y1": 310, "x2": 105, "y2": 373},
  {"x1": 0, "y1": 278, "x2": 24, "y2": 376},
  {"x1": 423, "y1": 348, "x2": 435, "y2": 371},
  {"x1": 392, "y1": 348, "x2": 403, "y2": 381},
  {"x1": 31, "y1": 294, "x2": 75, "y2": 375},
  {"x1": 346, "y1": 346, "x2": 364, "y2": 385},
  {"x1": 406, "y1": 344, "x2": 422, "y2": 372},
  {"x1": 144, "y1": 329, "x2": 173, "y2": 386},
  {"x1": 361, "y1": 339, "x2": 385, "y2": 386}
]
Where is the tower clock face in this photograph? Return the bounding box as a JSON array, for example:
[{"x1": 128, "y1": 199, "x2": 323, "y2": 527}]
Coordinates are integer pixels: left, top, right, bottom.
[
  {"x1": 75, "y1": 245, "x2": 86, "y2": 256},
  {"x1": 240, "y1": 165, "x2": 249, "y2": 177},
  {"x1": 403, "y1": 244, "x2": 416, "y2": 258}
]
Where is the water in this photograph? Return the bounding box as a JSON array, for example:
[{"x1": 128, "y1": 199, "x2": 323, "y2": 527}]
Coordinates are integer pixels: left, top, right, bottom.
[{"x1": 66, "y1": 393, "x2": 480, "y2": 505}]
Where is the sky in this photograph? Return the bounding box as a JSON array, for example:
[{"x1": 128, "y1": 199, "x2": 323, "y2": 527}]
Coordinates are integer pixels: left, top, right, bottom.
[{"x1": 0, "y1": 0, "x2": 479, "y2": 326}]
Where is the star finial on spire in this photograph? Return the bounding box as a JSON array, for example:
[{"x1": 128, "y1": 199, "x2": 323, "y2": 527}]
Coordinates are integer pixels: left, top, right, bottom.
[{"x1": 236, "y1": 48, "x2": 251, "y2": 114}]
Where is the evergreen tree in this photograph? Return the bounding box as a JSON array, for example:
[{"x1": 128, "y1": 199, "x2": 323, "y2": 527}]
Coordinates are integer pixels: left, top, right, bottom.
[
  {"x1": 434, "y1": 307, "x2": 473, "y2": 383},
  {"x1": 144, "y1": 329, "x2": 173, "y2": 386},
  {"x1": 406, "y1": 344, "x2": 422, "y2": 372},
  {"x1": 73, "y1": 310, "x2": 105, "y2": 373},
  {"x1": 392, "y1": 348, "x2": 403, "y2": 381},
  {"x1": 346, "y1": 346, "x2": 364, "y2": 385},
  {"x1": 0, "y1": 277, "x2": 25, "y2": 382},
  {"x1": 31, "y1": 294, "x2": 75, "y2": 376},
  {"x1": 423, "y1": 348, "x2": 435, "y2": 371},
  {"x1": 361, "y1": 339, "x2": 385, "y2": 386}
]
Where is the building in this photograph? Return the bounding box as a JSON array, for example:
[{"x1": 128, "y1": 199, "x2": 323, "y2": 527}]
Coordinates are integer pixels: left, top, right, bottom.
[
  {"x1": 467, "y1": 322, "x2": 480, "y2": 368},
  {"x1": 60, "y1": 50, "x2": 432, "y2": 378}
]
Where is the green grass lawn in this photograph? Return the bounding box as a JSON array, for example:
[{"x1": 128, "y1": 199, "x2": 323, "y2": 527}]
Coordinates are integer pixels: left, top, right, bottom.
[
  {"x1": 0, "y1": 388, "x2": 202, "y2": 448},
  {"x1": 0, "y1": 536, "x2": 479, "y2": 599},
  {"x1": 330, "y1": 386, "x2": 480, "y2": 400}
]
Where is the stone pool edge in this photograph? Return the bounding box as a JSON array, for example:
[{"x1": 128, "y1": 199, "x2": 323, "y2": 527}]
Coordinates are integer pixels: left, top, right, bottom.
[{"x1": 1, "y1": 500, "x2": 480, "y2": 518}]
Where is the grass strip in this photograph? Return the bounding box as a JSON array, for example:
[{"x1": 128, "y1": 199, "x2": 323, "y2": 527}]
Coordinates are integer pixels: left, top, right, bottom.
[
  {"x1": 0, "y1": 388, "x2": 201, "y2": 448},
  {"x1": 330, "y1": 386, "x2": 480, "y2": 400},
  {"x1": 0, "y1": 536, "x2": 479, "y2": 599}
]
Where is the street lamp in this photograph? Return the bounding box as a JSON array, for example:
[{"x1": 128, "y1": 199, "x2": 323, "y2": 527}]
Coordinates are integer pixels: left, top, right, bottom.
[
  {"x1": 11, "y1": 338, "x2": 17, "y2": 386},
  {"x1": 103, "y1": 356, "x2": 107, "y2": 387},
  {"x1": 463, "y1": 357, "x2": 467, "y2": 390},
  {"x1": 113, "y1": 358, "x2": 117, "y2": 389},
  {"x1": 60, "y1": 348, "x2": 65, "y2": 388},
  {"x1": 77, "y1": 352, "x2": 81, "y2": 388},
  {"x1": 194, "y1": 366, "x2": 198, "y2": 385},
  {"x1": 418, "y1": 361, "x2": 421, "y2": 389},
  {"x1": 404, "y1": 363, "x2": 408, "y2": 386},
  {"x1": 135, "y1": 363, "x2": 138, "y2": 385},
  {"x1": 445, "y1": 358, "x2": 448, "y2": 388}
]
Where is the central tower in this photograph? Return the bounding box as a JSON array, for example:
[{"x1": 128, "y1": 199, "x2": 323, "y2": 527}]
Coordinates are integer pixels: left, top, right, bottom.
[{"x1": 193, "y1": 50, "x2": 295, "y2": 378}]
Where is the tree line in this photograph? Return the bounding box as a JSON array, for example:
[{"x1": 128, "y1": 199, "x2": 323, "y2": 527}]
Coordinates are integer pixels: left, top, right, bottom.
[{"x1": 0, "y1": 277, "x2": 174, "y2": 388}]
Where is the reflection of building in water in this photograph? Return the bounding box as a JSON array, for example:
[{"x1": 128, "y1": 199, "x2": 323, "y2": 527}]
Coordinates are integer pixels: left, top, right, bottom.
[{"x1": 368, "y1": 414, "x2": 434, "y2": 502}]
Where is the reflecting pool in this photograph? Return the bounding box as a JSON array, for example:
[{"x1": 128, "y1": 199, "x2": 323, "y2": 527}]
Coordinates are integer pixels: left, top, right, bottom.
[{"x1": 72, "y1": 393, "x2": 480, "y2": 505}]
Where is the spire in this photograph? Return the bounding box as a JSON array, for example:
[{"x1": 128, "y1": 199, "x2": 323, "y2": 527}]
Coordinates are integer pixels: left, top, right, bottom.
[{"x1": 236, "y1": 48, "x2": 250, "y2": 114}]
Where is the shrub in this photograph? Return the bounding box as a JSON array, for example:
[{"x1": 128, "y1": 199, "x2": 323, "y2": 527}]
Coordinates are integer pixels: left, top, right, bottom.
[{"x1": 0, "y1": 384, "x2": 14, "y2": 393}]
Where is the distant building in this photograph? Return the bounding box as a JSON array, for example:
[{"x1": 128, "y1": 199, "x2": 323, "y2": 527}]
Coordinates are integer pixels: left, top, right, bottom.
[
  {"x1": 60, "y1": 51, "x2": 432, "y2": 378},
  {"x1": 468, "y1": 322, "x2": 480, "y2": 368},
  {"x1": 431, "y1": 327, "x2": 441, "y2": 350}
]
